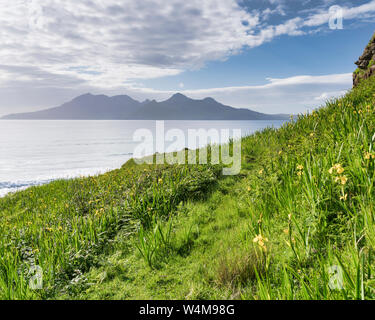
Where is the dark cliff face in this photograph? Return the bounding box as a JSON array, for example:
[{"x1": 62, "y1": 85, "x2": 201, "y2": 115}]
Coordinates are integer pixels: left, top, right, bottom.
[{"x1": 353, "y1": 33, "x2": 375, "y2": 87}]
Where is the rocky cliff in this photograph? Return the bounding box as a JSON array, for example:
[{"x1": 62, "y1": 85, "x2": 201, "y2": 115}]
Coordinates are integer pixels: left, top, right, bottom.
[{"x1": 353, "y1": 33, "x2": 375, "y2": 87}]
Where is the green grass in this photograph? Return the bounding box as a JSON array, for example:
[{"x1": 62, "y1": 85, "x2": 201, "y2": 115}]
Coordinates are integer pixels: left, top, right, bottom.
[
  {"x1": 1, "y1": 76, "x2": 375, "y2": 300},
  {"x1": 354, "y1": 68, "x2": 366, "y2": 76},
  {"x1": 0, "y1": 161, "x2": 220, "y2": 299}
]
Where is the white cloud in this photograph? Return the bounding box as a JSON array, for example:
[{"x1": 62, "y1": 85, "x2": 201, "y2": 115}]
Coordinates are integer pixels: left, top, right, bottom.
[
  {"x1": 261, "y1": 4, "x2": 286, "y2": 20},
  {"x1": 304, "y1": 1, "x2": 375, "y2": 27},
  {"x1": 133, "y1": 73, "x2": 351, "y2": 95},
  {"x1": 0, "y1": 0, "x2": 259, "y2": 88},
  {"x1": 0, "y1": 0, "x2": 373, "y2": 90},
  {"x1": 245, "y1": 1, "x2": 375, "y2": 48},
  {"x1": 314, "y1": 90, "x2": 347, "y2": 101}
]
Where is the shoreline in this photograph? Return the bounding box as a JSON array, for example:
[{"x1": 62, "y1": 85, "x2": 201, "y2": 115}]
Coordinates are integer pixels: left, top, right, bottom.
[
  {"x1": 0, "y1": 121, "x2": 287, "y2": 198},
  {"x1": 0, "y1": 167, "x2": 119, "y2": 198}
]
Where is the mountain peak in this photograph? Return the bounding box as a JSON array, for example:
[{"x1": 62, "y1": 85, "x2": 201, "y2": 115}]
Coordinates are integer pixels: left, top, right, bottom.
[
  {"x1": 73, "y1": 93, "x2": 104, "y2": 101},
  {"x1": 203, "y1": 97, "x2": 217, "y2": 103},
  {"x1": 172, "y1": 93, "x2": 186, "y2": 97},
  {"x1": 168, "y1": 93, "x2": 189, "y2": 101},
  {"x1": 78, "y1": 93, "x2": 94, "y2": 98}
]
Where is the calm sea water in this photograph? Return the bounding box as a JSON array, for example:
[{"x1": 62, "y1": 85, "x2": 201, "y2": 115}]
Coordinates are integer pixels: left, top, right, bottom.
[{"x1": 0, "y1": 120, "x2": 286, "y2": 196}]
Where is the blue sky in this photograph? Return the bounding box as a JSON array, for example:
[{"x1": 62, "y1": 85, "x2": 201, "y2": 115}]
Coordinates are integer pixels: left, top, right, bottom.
[
  {"x1": 143, "y1": 25, "x2": 374, "y2": 90},
  {"x1": 0, "y1": 0, "x2": 375, "y2": 115}
]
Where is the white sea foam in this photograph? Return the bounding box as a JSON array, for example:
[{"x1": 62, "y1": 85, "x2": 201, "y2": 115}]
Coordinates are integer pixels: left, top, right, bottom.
[{"x1": 0, "y1": 167, "x2": 115, "y2": 197}]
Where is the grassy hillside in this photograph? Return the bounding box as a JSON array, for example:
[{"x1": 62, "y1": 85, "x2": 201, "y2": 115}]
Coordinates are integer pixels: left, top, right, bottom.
[{"x1": 1, "y1": 76, "x2": 375, "y2": 300}]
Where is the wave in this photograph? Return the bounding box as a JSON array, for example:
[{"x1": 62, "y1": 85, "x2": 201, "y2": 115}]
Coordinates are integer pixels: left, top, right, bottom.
[
  {"x1": 0, "y1": 180, "x2": 54, "y2": 197},
  {"x1": 0, "y1": 167, "x2": 118, "y2": 198}
]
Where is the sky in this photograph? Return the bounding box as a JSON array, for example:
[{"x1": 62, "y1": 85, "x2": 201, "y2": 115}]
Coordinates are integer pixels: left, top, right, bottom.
[{"x1": 0, "y1": 0, "x2": 375, "y2": 116}]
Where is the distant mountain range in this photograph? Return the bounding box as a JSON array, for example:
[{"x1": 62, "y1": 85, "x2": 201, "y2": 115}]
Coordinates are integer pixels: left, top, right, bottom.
[{"x1": 2, "y1": 93, "x2": 289, "y2": 120}]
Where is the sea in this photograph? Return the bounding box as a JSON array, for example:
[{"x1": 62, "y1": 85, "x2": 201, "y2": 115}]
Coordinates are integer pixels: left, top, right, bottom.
[{"x1": 0, "y1": 120, "x2": 286, "y2": 197}]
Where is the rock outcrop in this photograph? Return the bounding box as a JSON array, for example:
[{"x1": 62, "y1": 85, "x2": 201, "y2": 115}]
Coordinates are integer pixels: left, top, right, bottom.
[{"x1": 353, "y1": 33, "x2": 375, "y2": 87}]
